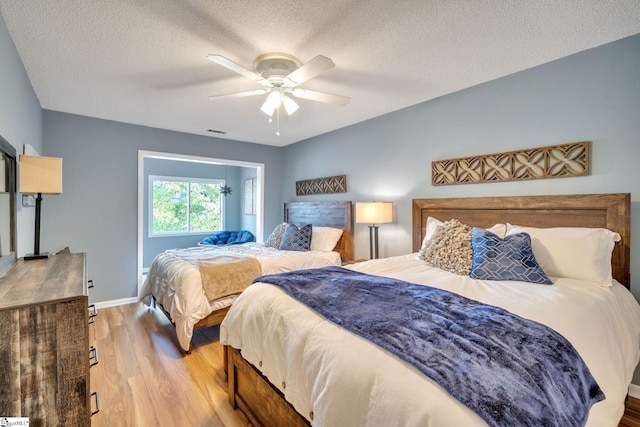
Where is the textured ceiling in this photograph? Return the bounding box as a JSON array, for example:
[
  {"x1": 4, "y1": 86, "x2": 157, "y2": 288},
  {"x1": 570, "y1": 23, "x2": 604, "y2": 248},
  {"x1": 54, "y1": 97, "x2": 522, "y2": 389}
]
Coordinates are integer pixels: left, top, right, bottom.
[{"x1": 1, "y1": 0, "x2": 640, "y2": 147}]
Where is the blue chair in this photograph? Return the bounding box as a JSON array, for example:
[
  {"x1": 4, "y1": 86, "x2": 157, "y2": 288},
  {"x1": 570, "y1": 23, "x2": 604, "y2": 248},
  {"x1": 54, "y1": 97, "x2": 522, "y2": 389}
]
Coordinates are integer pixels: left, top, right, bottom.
[{"x1": 199, "y1": 230, "x2": 255, "y2": 246}]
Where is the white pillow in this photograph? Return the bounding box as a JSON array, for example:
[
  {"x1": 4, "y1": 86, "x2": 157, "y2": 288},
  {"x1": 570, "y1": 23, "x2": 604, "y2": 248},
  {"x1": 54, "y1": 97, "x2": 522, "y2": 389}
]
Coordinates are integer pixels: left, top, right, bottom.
[
  {"x1": 310, "y1": 226, "x2": 344, "y2": 251},
  {"x1": 421, "y1": 217, "x2": 506, "y2": 251},
  {"x1": 505, "y1": 224, "x2": 621, "y2": 286}
]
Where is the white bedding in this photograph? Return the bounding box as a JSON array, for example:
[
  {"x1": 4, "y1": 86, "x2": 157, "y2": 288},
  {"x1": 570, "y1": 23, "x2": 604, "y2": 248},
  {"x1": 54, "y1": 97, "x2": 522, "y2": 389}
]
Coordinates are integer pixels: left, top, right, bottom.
[
  {"x1": 221, "y1": 253, "x2": 640, "y2": 426},
  {"x1": 140, "y1": 243, "x2": 341, "y2": 351}
]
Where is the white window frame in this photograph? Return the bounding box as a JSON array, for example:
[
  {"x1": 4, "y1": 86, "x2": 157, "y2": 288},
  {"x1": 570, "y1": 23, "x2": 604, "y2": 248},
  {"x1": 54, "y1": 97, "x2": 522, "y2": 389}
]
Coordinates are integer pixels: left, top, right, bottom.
[{"x1": 148, "y1": 174, "x2": 225, "y2": 237}]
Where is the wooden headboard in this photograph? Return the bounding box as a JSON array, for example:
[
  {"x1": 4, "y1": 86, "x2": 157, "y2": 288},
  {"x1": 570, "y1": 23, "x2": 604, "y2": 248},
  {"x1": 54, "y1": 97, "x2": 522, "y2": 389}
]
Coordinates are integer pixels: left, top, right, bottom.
[
  {"x1": 284, "y1": 201, "x2": 353, "y2": 262},
  {"x1": 412, "y1": 193, "x2": 631, "y2": 288}
]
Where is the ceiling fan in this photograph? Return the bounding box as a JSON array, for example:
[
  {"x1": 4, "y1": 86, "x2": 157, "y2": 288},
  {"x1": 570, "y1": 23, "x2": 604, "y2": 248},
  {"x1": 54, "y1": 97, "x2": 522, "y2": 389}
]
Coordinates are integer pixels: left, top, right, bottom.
[{"x1": 207, "y1": 52, "x2": 350, "y2": 135}]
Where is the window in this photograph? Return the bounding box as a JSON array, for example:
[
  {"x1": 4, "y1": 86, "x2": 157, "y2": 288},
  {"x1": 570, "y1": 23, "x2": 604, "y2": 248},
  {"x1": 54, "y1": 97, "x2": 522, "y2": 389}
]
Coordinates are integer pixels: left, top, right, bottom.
[{"x1": 149, "y1": 175, "x2": 224, "y2": 236}]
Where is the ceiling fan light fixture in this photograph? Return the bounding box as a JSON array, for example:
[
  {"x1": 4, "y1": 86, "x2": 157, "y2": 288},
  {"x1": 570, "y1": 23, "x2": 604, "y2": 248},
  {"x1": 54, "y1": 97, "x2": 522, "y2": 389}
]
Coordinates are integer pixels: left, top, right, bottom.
[
  {"x1": 260, "y1": 101, "x2": 275, "y2": 116},
  {"x1": 260, "y1": 90, "x2": 282, "y2": 116},
  {"x1": 282, "y1": 94, "x2": 299, "y2": 115},
  {"x1": 208, "y1": 52, "x2": 349, "y2": 135}
]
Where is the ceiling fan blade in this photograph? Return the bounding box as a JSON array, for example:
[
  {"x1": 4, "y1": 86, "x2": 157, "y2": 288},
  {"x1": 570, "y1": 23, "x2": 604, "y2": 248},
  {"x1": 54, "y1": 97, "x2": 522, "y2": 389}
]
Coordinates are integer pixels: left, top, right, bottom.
[
  {"x1": 208, "y1": 89, "x2": 268, "y2": 100},
  {"x1": 286, "y1": 55, "x2": 335, "y2": 85},
  {"x1": 291, "y1": 89, "x2": 350, "y2": 106},
  {"x1": 207, "y1": 54, "x2": 266, "y2": 84}
]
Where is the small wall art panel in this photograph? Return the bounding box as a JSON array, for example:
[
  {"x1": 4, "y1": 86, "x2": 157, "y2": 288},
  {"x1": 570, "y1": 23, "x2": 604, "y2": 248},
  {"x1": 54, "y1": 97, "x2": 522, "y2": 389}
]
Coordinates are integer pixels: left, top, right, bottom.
[
  {"x1": 431, "y1": 141, "x2": 589, "y2": 186},
  {"x1": 244, "y1": 178, "x2": 256, "y2": 215},
  {"x1": 296, "y1": 174, "x2": 347, "y2": 196}
]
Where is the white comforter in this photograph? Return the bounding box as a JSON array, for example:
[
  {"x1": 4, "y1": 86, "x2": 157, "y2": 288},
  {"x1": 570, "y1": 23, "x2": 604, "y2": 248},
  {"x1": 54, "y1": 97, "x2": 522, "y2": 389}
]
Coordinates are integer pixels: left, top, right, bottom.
[
  {"x1": 221, "y1": 254, "x2": 640, "y2": 426},
  {"x1": 140, "y1": 243, "x2": 341, "y2": 351}
]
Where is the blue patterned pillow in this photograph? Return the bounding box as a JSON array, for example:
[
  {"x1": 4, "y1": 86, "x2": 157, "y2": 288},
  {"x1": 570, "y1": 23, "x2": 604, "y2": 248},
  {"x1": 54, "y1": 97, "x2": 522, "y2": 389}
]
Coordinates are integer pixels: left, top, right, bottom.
[
  {"x1": 470, "y1": 228, "x2": 552, "y2": 284},
  {"x1": 279, "y1": 224, "x2": 312, "y2": 251}
]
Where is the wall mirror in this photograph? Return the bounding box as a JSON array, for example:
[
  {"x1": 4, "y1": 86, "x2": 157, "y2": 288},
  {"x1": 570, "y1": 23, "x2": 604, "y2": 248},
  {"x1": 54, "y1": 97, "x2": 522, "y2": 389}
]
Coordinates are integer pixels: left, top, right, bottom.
[{"x1": 0, "y1": 135, "x2": 16, "y2": 270}]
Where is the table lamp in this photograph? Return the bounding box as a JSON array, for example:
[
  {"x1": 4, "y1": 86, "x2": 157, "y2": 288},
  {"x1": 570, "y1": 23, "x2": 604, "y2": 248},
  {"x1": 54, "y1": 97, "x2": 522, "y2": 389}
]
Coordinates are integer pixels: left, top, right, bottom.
[
  {"x1": 355, "y1": 202, "x2": 392, "y2": 259},
  {"x1": 19, "y1": 155, "x2": 63, "y2": 260}
]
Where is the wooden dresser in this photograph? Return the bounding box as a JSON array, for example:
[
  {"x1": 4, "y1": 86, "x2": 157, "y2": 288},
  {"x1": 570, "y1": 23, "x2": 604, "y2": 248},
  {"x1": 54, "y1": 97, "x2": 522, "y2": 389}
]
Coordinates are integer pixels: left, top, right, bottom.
[{"x1": 0, "y1": 253, "x2": 93, "y2": 425}]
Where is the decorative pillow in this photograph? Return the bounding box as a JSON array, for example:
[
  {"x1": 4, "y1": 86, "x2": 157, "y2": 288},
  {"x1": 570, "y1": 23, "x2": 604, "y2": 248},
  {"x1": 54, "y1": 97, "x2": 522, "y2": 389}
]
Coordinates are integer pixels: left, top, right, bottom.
[
  {"x1": 265, "y1": 223, "x2": 289, "y2": 248},
  {"x1": 470, "y1": 228, "x2": 552, "y2": 284},
  {"x1": 199, "y1": 230, "x2": 232, "y2": 245},
  {"x1": 420, "y1": 217, "x2": 507, "y2": 252},
  {"x1": 310, "y1": 226, "x2": 344, "y2": 252},
  {"x1": 505, "y1": 224, "x2": 621, "y2": 286},
  {"x1": 279, "y1": 224, "x2": 312, "y2": 251},
  {"x1": 227, "y1": 230, "x2": 255, "y2": 244},
  {"x1": 419, "y1": 219, "x2": 473, "y2": 275},
  {"x1": 199, "y1": 230, "x2": 255, "y2": 245}
]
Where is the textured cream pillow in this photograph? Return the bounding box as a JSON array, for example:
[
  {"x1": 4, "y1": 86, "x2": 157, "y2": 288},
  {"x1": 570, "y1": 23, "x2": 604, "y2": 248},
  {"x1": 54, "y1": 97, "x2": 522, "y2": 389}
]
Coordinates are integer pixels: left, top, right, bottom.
[
  {"x1": 420, "y1": 217, "x2": 506, "y2": 252},
  {"x1": 265, "y1": 223, "x2": 289, "y2": 248},
  {"x1": 506, "y1": 224, "x2": 621, "y2": 286},
  {"x1": 420, "y1": 217, "x2": 443, "y2": 252},
  {"x1": 419, "y1": 219, "x2": 473, "y2": 275}
]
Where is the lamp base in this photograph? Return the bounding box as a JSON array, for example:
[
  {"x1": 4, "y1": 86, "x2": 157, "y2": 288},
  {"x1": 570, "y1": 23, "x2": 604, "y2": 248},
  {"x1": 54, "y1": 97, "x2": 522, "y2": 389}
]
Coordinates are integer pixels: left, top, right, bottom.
[
  {"x1": 24, "y1": 252, "x2": 50, "y2": 261},
  {"x1": 368, "y1": 224, "x2": 380, "y2": 260}
]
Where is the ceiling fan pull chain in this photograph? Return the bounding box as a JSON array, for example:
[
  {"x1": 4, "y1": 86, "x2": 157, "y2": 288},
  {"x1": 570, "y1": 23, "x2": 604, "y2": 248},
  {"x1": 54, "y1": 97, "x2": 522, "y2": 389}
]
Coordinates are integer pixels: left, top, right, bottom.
[{"x1": 276, "y1": 108, "x2": 281, "y2": 136}]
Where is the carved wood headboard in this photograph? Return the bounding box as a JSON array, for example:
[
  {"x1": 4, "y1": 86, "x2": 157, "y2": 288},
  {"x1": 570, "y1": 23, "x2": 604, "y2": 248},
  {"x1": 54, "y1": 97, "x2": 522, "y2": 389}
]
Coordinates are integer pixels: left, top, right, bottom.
[
  {"x1": 284, "y1": 201, "x2": 353, "y2": 262},
  {"x1": 412, "y1": 193, "x2": 630, "y2": 288}
]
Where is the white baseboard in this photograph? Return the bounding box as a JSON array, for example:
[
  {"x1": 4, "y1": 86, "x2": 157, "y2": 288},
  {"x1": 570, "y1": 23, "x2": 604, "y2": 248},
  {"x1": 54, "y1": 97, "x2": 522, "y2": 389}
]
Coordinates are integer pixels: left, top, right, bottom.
[
  {"x1": 94, "y1": 297, "x2": 139, "y2": 309},
  {"x1": 629, "y1": 383, "x2": 640, "y2": 399}
]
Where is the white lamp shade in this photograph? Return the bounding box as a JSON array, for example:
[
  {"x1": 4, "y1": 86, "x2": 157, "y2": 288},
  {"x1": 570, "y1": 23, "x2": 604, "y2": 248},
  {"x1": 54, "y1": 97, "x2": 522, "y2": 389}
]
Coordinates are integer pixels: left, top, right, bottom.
[
  {"x1": 355, "y1": 202, "x2": 393, "y2": 224},
  {"x1": 19, "y1": 155, "x2": 63, "y2": 194},
  {"x1": 282, "y1": 95, "x2": 299, "y2": 115},
  {"x1": 260, "y1": 91, "x2": 283, "y2": 116}
]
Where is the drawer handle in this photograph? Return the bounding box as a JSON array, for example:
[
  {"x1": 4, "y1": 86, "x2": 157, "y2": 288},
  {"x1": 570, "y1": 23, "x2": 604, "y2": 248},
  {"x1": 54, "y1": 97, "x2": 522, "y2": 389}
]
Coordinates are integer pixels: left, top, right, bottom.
[
  {"x1": 88, "y1": 304, "x2": 98, "y2": 324},
  {"x1": 89, "y1": 346, "x2": 99, "y2": 367},
  {"x1": 91, "y1": 391, "x2": 100, "y2": 416},
  {"x1": 88, "y1": 279, "x2": 95, "y2": 289}
]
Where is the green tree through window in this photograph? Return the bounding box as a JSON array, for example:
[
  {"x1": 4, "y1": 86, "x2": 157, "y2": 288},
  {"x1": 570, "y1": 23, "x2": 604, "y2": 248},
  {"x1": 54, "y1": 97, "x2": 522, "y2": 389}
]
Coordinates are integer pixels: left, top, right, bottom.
[{"x1": 150, "y1": 176, "x2": 223, "y2": 235}]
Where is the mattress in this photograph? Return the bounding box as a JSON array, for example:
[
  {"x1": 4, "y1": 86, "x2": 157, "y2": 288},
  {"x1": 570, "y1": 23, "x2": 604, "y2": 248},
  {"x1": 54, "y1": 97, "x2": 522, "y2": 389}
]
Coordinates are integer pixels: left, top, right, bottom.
[
  {"x1": 221, "y1": 253, "x2": 640, "y2": 426},
  {"x1": 140, "y1": 243, "x2": 341, "y2": 351}
]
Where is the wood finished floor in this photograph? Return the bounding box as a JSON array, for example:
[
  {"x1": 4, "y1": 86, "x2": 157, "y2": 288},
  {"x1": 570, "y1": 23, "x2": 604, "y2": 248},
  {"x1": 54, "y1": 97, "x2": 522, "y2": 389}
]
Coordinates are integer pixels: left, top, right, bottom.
[
  {"x1": 89, "y1": 302, "x2": 249, "y2": 427},
  {"x1": 91, "y1": 302, "x2": 640, "y2": 427},
  {"x1": 621, "y1": 395, "x2": 640, "y2": 427}
]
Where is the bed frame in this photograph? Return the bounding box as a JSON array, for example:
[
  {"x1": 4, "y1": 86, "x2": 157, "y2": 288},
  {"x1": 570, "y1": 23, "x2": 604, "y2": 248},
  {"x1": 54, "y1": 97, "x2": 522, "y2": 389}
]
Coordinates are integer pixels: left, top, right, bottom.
[
  {"x1": 412, "y1": 193, "x2": 630, "y2": 288},
  {"x1": 285, "y1": 201, "x2": 353, "y2": 262},
  {"x1": 151, "y1": 200, "x2": 353, "y2": 353},
  {"x1": 224, "y1": 193, "x2": 631, "y2": 425}
]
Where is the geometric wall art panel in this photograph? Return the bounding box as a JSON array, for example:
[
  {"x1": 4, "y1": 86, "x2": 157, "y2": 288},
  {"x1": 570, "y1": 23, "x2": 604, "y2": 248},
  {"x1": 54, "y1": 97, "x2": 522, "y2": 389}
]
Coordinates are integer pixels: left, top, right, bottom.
[
  {"x1": 296, "y1": 174, "x2": 347, "y2": 195},
  {"x1": 431, "y1": 141, "x2": 589, "y2": 186}
]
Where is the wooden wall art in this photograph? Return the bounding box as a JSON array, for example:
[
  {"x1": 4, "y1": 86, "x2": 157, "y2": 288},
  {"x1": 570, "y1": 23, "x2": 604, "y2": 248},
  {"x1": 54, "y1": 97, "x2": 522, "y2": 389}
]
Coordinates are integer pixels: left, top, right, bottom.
[
  {"x1": 431, "y1": 141, "x2": 589, "y2": 186},
  {"x1": 296, "y1": 174, "x2": 347, "y2": 196}
]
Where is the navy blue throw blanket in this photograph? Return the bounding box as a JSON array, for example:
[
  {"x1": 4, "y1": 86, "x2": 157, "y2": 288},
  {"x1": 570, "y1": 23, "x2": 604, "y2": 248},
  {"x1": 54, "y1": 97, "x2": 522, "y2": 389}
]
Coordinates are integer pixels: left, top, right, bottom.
[{"x1": 253, "y1": 266, "x2": 604, "y2": 427}]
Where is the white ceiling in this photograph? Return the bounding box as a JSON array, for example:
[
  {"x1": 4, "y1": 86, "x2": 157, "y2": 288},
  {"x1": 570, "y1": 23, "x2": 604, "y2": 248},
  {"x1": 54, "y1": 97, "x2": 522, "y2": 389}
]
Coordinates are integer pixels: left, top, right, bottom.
[{"x1": 1, "y1": 1, "x2": 640, "y2": 147}]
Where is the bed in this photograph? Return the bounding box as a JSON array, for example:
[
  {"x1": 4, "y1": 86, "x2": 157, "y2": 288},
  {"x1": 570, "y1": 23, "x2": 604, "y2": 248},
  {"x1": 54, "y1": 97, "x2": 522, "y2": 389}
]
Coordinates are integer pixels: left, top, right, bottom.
[
  {"x1": 140, "y1": 201, "x2": 353, "y2": 352},
  {"x1": 221, "y1": 193, "x2": 640, "y2": 426}
]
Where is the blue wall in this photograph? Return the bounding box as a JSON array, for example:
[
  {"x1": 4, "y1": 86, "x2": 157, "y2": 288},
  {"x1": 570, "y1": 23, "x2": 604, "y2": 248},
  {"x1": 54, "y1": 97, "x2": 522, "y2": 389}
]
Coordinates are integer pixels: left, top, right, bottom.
[
  {"x1": 283, "y1": 34, "x2": 640, "y2": 300},
  {"x1": 41, "y1": 111, "x2": 283, "y2": 303},
  {"x1": 0, "y1": 14, "x2": 43, "y2": 257}
]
